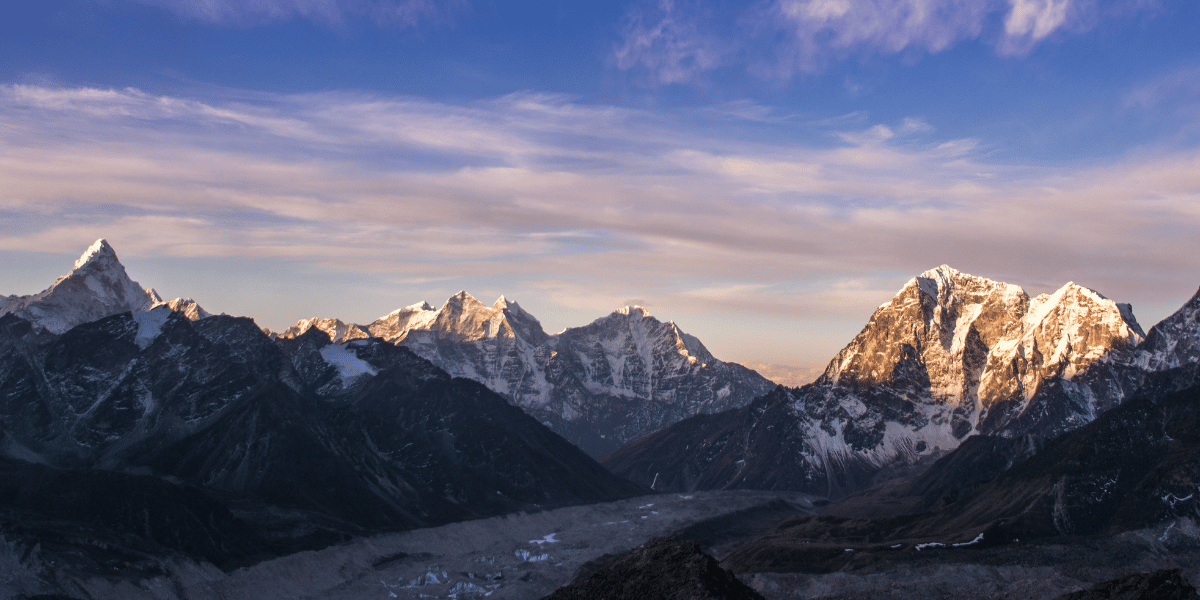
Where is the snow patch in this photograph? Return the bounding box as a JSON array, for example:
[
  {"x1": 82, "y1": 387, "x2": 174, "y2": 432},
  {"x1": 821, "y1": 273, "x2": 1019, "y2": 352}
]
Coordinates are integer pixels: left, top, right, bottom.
[
  {"x1": 514, "y1": 550, "x2": 548, "y2": 562},
  {"x1": 1162, "y1": 492, "x2": 1194, "y2": 509},
  {"x1": 319, "y1": 344, "x2": 378, "y2": 382},
  {"x1": 952, "y1": 533, "x2": 985, "y2": 547},
  {"x1": 132, "y1": 305, "x2": 173, "y2": 349}
]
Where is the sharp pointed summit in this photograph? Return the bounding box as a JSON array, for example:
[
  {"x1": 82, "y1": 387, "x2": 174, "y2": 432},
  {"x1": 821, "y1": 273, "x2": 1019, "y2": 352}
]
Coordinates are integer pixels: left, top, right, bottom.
[
  {"x1": 0, "y1": 239, "x2": 162, "y2": 333},
  {"x1": 0, "y1": 239, "x2": 213, "y2": 333},
  {"x1": 73, "y1": 238, "x2": 121, "y2": 270}
]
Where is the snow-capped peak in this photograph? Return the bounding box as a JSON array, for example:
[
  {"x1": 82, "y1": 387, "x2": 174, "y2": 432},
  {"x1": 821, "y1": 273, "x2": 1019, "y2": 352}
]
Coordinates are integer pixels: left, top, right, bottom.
[
  {"x1": 73, "y1": 238, "x2": 119, "y2": 270},
  {"x1": 616, "y1": 305, "x2": 652, "y2": 318},
  {"x1": 917, "y1": 264, "x2": 960, "y2": 281},
  {"x1": 363, "y1": 291, "x2": 549, "y2": 345},
  {"x1": 278, "y1": 317, "x2": 370, "y2": 344},
  {"x1": 909, "y1": 265, "x2": 1023, "y2": 305},
  {"x1": 447, "y1": 290, "x2": 481, "y2": 306},
  {"x1": 1025, "y1": 281, "x2": 1144, "y2": 344},
  {"x1": 492, "y1": 295, "x2": 524, "y2": 315},
  {"x1": 0, "y1": 239, "x2": 160, "y2": 334},
  {"x1": 379, "y1": 301, "x2": 435, "y2": 320},
  {"x1": 153, "y1": 297, "x2": 212, "y2": 321},
  {"x1": 493, "y1": 296, "x2": 543, "y2": 333},
  {"x1": 823, "y1": 265, "x2": 1142, "y2": 422}
]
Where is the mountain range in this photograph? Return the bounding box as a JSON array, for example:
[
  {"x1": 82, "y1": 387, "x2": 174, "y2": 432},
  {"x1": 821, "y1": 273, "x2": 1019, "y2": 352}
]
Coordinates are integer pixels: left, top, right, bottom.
[
  {"x1": 3, "y1": 240, "x2": 1200, "y2": 599},
  {"x1": 276, "y1": 290, "x2": 775, "y2": 457},
  {"x1": 0, "y1": 239, "x2": 778, "y2": 460},
  {"x1": 0, "y1": 241, "x2": 641, "y2": 576},
  {"x1": 603, "y1": 265, "x2": 1200, "y2": 499}
]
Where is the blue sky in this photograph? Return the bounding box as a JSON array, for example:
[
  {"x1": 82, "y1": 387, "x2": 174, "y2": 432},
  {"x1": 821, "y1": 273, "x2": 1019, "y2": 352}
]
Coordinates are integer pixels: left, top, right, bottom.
[{"x1": 2, "y1": 0, "x2": 1199, "y2": 383}]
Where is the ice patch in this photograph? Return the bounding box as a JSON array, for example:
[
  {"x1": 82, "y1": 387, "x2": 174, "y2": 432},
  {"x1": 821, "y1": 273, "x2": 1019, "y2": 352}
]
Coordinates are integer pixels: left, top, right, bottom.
[
  {"x1": 529, "y1": 533, "x2": 559, "y2": 545},
  {"x1": 515, "y1": 550, "x2": 548, "y2": 562},
  {"x1": 915, "y1": 542, "x2": 946, "y2": 551},
  {"x1": 132, "y1": 305, "x2": 173, "y2": 349},
  {"x1": 952, "y1": 533, "x2": 985, "y2": 547},
  {"x1": 320, "y1": 344, "x2": 378, "y2": 382},
  {"x1": 400, "y1": 570, "x2": 448, "y2": 587},
  {"x1": 1162, "y1": 492, "x2": 1194, "y2": 509}
]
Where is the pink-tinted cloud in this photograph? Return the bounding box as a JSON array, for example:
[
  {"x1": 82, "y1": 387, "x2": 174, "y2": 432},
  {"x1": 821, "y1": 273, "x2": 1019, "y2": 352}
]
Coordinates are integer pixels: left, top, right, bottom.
[{"x1": 1, "y1": 83, "x2": 1198, "y2": 368}]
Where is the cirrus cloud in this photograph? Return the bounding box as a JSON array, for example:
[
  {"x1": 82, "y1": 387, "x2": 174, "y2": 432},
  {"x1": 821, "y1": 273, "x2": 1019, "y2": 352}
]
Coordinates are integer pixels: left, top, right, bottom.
[{"x1": 616, "y1": 0, "x2": 1145, "y2": 83}]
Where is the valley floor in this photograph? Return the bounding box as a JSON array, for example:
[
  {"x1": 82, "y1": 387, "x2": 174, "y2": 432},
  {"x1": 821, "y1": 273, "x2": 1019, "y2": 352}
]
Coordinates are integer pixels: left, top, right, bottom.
[
  {"x1": 8, "y1": 491, "x2": 1200, "y2": 600},
  {"x1": 1, "y1": 491, "x2": 816, "y2": 600}
]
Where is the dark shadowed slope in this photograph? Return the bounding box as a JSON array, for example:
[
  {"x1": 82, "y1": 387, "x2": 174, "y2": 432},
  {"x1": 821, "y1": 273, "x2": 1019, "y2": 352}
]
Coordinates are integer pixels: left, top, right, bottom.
[
  {"x1": 540, "y1": 537, "x2": 766, "y2": 600},
  {"x1": 0, "y1": 455, "x2": 269, "y2": 572},
  {"x1": 0, "y1": 308, "x2": 642, "y2": 575},
  {"x1": 722, "y1": 377, "x2": 1200, "y2": 574},
  {"x1": 1052, "y1": 569, "x2": 1200, "y2": 600}
]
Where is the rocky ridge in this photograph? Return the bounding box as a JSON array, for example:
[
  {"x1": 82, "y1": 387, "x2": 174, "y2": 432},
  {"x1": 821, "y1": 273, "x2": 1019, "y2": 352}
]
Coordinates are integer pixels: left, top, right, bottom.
[
  {"x1": 281, "y1": 292, "x2": 775, "y2": 457},
  {"x1": 604, "y1": 266, "x2": 1196, "y2": 499},
  {"x1": 278, "y1": 316, "x2": 369, "y2": 343}
]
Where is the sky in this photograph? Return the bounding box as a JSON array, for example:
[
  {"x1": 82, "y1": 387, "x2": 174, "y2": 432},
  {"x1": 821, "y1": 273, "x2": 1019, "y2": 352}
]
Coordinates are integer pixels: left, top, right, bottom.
[{"x1": 1, "y1": 0, "x2": 1199, "y2": 385}]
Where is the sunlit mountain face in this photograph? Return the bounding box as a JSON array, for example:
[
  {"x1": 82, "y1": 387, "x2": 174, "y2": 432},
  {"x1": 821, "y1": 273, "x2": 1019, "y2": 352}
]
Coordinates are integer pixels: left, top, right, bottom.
[{"x1": 603, "y1": 266, "x2": 1196, "y2": 499}]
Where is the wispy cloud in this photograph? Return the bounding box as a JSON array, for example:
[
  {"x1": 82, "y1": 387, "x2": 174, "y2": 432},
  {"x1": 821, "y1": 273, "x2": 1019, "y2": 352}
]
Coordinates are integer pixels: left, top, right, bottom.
[
  {"x1": 615, "y1": 0, "x2": 1145, "y2": 82},
  {"x1": 1125, "y1": 64, "x2": 1200, "y2": 109},
  {"x1": 613, "y1": 0, "x2": 727, "y2": 85},
  {"x1": 1, "y1": 83, "x2": 1198, "y2": 360},
  {"x1": 133, "y1": 0, "x2": 468, "y2": 27},
  {"x1": 1000, "y1": 0, "x2": 1073, "y2": 54}
]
